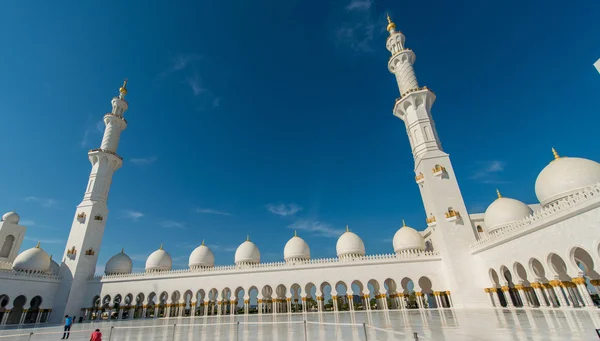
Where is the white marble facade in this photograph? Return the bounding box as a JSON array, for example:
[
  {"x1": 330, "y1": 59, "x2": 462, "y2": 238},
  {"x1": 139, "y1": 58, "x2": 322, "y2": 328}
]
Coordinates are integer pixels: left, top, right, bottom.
[{"x1": 1, "y1": 16, "x2": 599, "y2": 327}]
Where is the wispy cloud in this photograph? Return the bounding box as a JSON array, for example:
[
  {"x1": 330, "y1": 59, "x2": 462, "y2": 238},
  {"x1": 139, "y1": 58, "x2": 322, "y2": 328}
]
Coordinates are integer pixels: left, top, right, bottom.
[
  {"x1": 288, "y1": 220, "x2": 344, "y2": 238},
  {"x1": 96, "y1": 120, "x2": 105, "y2": 134},
  {"x1": 212, "y1": 97, "x2": 222, "y2": 109},
  {"x1": 195, "y1": 207, "x2": 232, "y2": 216},
  {"x1": 130, "y1": 156, "x2": 158, "y2": 166},
  {"x1": 345, "y1": 0, "x2": 372, "y2": 11},
  {"x1": 186, "y1": 74, "x2": 207, "y2": 97},
  {"x1": 266, "y1": 204, "x2": 302, "y2": 217},
  {"x1": 25, "y1": 196, "x2": 57, "y2": 208},
  {"x1": 160, "y1": 221, "x2": 186, "y2": 229},
  {"x1": 80, "y1": 129, "x2": 90, "y2": 148},
  {"x1": 25, "y1": 236, "x2": 65, "y2": 245},
  {"x1": 158, "y1": 53, "x2": 201, "y2": 79},
  {"x1": 79, "y1": 117, "x2": 105, "y2": 148},
  {"x1": 20, "y1": 219, "x2": 35, "y2": 226},
  {"x1": 123, "y1": 210, "x2": 144, "y2": 222},
  {"x1": 469, "y1": 161, "x2": 508, "y2": 184},
  {"x1": 210, "y1": 244, "x2": 238, "y2": 252}
]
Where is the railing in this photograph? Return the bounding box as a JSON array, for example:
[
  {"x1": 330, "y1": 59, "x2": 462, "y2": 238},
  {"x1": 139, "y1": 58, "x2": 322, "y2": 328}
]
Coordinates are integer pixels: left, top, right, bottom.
[
  {"x1": 470, "y1": 182, "x2": 600, "y2": 251},
  {"x1": 92, "y1": 251, "x2": 441, "y2": 280},
  {"x1": 395, "y1": 86, "x2": 431, "y2": 102},
  {"x1": 0, "y1": 320, "x2": 421, "y2": 341},
  {"x1": 88, "y1": 148, "x2": 123, "y2": 161},
  {"x1": 0, "y1": 268, "x2": 60, "y2": 280}
]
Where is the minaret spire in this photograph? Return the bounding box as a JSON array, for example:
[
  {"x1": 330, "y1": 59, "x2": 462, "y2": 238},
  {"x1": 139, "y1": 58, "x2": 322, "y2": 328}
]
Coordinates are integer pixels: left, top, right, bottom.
[{"x1": 386, "y1": 14, "x2": 396, "y2": 34}]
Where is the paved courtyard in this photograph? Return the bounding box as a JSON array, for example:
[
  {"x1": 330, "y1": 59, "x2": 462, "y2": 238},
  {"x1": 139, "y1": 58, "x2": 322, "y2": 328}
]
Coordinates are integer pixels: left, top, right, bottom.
[{"x1": 0, "y1": 309, "x2": 599, "y2": 341}]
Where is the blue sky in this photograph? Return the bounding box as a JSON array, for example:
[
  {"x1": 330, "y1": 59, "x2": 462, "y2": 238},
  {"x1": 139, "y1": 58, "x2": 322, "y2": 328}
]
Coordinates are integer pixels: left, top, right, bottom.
[{"x1": 0, "y1": 0, "x2": 599, "y2": 273}]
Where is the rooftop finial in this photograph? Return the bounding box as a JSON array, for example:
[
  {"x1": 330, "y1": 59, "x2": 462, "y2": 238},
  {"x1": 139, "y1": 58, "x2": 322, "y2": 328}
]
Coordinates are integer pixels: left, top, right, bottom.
[
  {"x1": 36, "y1": 241, "x2": 40, "y2": 248},
  {"x1": 159, "y1": 243, "x2": 163, "y2": 250},
  {"x1": 552, "y1": 147, "x2": 560, "y2": 160},
  {"x1": 294, "y1": 230, "x2": 297, "y2": 237},
  {"x1": 119, "y1": 78, "x2": 128, "y2": 98},
  {"x1": 496, "y1": 189, "x2": 502, "y2": 198},
  {"x1": 121, "y1": 248, "x2": 124, "y2": 253},
  {"x1": 386, "y1": 13, "x2": 396, "y2": 33},
  {"x1": 345, "y1": 225, "x2": 349, "y2": 232},
  {"x1": 402, "y1": 219, "x2": 406, "y2": 227},
  {"x1": 246, "y1": 235, "x2": 250, "y2": 242},
  {"x1": 201, "y1": 239, "x2": 205, "y2": 246}
]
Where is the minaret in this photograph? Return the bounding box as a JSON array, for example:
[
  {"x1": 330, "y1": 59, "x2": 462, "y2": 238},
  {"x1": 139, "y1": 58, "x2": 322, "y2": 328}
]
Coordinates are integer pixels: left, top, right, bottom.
[
  {"x1": 386, "y1": 16, "x2": 487, "y2": 307},
  {"x1": 51, "y1": 81, "x2": 129, "y2": 322}
]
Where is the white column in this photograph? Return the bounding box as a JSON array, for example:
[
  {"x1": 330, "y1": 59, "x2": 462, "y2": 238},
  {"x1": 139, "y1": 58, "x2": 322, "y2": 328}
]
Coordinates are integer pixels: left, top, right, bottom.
[
  {"x1": 118, "y1": 308, "x2": 124, "y2": 319},
  {"x1": 332, "y1": 296, "x2": 339, "y2": 311},
  {"x1": 128, "y1": 307, "x2": 135, "y2": 319},
  {"x1": 35, "y1": 310, "x2": 43, "y2": 324},
  {"x1": 434, "y1": 293, "x2": 443, "y2": 308},
  {"x1": 550, "y1": 281, "x2": 569, "y2": 307},
  {"x1": 415, "y1": 293, "x2": 424, "y2": 309},
  {"x1": 445, "y1": 291, "x2": 453, "y2": 307},
  {"x1": 501, "y1": 287, "x2": 514, "y2": 307},
  {"x1": 515, "y1": 285, "x2": 530, "y2": 307},
  {"x1": 573, "y1": 278, "x2": 594, "y2": 307}
]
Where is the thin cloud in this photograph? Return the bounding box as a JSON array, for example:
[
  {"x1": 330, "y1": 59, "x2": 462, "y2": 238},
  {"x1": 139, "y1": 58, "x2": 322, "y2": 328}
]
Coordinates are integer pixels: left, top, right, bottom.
[
  {"x1": 469, "y1": 161, "x2": 508, "y2": 184},
  {"x1": 186, "y1": 74, "x2": 207, "y2": 96},
  {"x1": 209, "y1": 244, "x2": 238, "y2": 252},
  {"x1": 130, "y1": 156, "x2": 158, "y2": 166},
  {"x1": 195, "y1": 208, "x2": 231, "y2": 216},
  {"x1": 25, "y1": 196, "x2": 57, "y2": 208},
  {"x1": 157, "y1": 53, "x2": 201, "y2": 80},
  {"x1": 288, "y1": 220, "x2": 345, "y2": 238},
  {"x1": 20, "y1": 219, "x2": 35, "y2": 226},
  {"x1": 160, "y1": 221, "x2": 186, "y2": 229},
  {"x1": 123, "y1": 210, "x2": 144, "y2": 222},
  {"x1": 96, "y1": 120, "x2": 105, "y2": 134},
  {"x1": 266, "y1": 204, "x2": 302, "y2": 217},
  {"x1": 212, "y1": 97, "x2": 222, "y2": 109},
  {"x1": 345, "y1": 0, "x2": 372, "y2": 11},
  {"x1": 25, "y1": 236, "x2": 65, "y2": 245},
  {"x1": 80, "y1": 129, "x2": 90, "y2": 148}
]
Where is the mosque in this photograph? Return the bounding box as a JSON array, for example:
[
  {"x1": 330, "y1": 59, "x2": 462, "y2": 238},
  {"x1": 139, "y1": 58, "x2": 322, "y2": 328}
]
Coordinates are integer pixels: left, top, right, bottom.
[{"x1": 1, "y1": 16, "x2": 599, "y2": 326}]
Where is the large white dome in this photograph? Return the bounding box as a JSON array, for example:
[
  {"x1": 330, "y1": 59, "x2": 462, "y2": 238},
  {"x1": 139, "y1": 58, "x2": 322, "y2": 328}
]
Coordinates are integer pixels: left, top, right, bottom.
[
  {"x1": 2, "y1": 211, "x2": 20, "y2": 224},
  {"x1": 234, "y1": 237, "x2": 260, "y2": 265},
  {"x1": 12, "y1": 243, "x2": 50, "y2": 273},
  {"x1": 336, "y1": 227, "x2": 366, "y2": 258},
  {"x1": 145, "y1": 245, "x2": 172, "y2": 272},
  {"x1": 283, "y1": 232, "x2": 310, "y2": 262},
  {"x1": 105, "y1": 249, "x2": 133, "y2": 275},
  {"x1": 48, "y1": 257, "x2": 60, "y2": 276},
  {"x1": 535, "y1": 150, "x2": 600, "y2": 206},
  {"x1": 484, "y1": 191, "x2": 533, "y2": 232},
  {"x1": 392, "y1": 222, "x2": 425, "y2": 253},
  {"x1": 189, "y1": 241, "x2": 215, "y2": 268}
]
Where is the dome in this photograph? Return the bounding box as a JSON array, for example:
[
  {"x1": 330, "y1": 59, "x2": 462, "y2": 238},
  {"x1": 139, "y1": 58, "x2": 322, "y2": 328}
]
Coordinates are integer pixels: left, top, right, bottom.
[
  {"x1": 283, "y1": 231, "x2": 310, "y2": 261},
  {"x1": 48, "y1": 257, "x2": 60, "y2": 276},
  {"x1": 145, "y1": 245, "x2": 172, "y2": 272},
  {"x1": 189, "y1": 241, "x2": 215, "y2": 268},
  {"x1": 535, "y1": 150, "x2": 600, "y2": 206},
  {"x1": 392, "y1": 221, "x2": 425, "y2": 253},
  {"x1": 2, "y1": 211, "x2": 20, "y2": 224},
  {"x1": 12, "y1": 243, "x2": 51, "y2": 272},
  {"x1": 484, "y1": 191, "x2": 533, "y2": 232},
  {"x1": 105, "y1": 249, "x2": 133, "y2": 275},
  {"x1": 234, "y1": 237, "x2": 260, "y2": 265},
  {"x1": 336, "y1": 227, "x2": 366, "y2": 258}
]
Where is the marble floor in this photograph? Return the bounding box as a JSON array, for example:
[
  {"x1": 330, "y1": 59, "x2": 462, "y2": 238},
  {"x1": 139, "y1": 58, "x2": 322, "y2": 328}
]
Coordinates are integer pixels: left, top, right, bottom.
[{"x1": 1, "y1": 308, "x2": 600, "y2": 341}]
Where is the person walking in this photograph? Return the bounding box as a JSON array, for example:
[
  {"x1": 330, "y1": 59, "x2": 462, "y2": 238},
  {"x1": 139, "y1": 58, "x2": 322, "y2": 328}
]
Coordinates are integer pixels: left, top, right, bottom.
[
  {"x1": 61, "y1": 315, "x2": 73, "y2": 339},
  {"x1": 90, "y1": 329, "x2": 102, "y2": 341}
]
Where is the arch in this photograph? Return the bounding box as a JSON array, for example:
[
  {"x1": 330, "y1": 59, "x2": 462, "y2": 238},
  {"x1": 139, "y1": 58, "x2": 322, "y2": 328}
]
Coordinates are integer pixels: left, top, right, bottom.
[
  {"x1": 334, "y1": 281, "x2": 349, "y2": 311},
  {"x1": 400, "y1": 277, "x2": 417, "y2": 309},
  {"x1": 102, "y1": 295, "x2": 112, "y2": 308},
  {"x1": 499, "y1": 265, "x2": 514, "y2": 285},
  {"x1": 476, "y1": 225, "x2": 484, "y2": 233},
  {"x1": 513, "y1": 262, "x2": 530, "y2": 284},
  {"x1": 529, "y1": 258, "x2": 548, "y2": 281},
  {"x1": 247, "y1": 286, "x2": 259, "y2": 314},
  {"x1": 146, "y1": 292, "x2": 157, "y2": 318},
  {"x1": 233, "y1": 287, "x2": 245, "y2": 313},
  {"x1": 547, "y1": 253, "x2": 571, "y2": 281},
  {"x1": 0, "y1": 294, "x2": 8, "y2": 323},
  {"x1": 290, "y1": 283, "x2": 302, "y2": 312},
  {"x1": 0, "y1": 235, "x2": 15, "y2": 258},
  {"x1": 570, "y1": 246, "x2": 599, "y2": 279},
  {"x1": 417, "y1": 276, "x2": 435, "y2": 308},
  {"x1": 24, "y1": 296, "x2": 42, "y2": 324},
  {"x1": 304, "y1": 282, "x2": 317, "y2": 312},
  {"x1": 92, "y1": 295, "x2": 101, "y2": 308},
  {"x1": 195, "y1": 289, "x2": 206, "y2": 316},
  {"x1": 319, "y1": 282, "x2": 333, "y2": 311},
  {"x1": 7, "y1": 295, "x2": 26, "y2": 324},
  {"x1": 489, "y1": 269, "x2": 500, "y2": 286},
  {"x1": 424, "y1": 240, "x2": 434, "y2": 252}
]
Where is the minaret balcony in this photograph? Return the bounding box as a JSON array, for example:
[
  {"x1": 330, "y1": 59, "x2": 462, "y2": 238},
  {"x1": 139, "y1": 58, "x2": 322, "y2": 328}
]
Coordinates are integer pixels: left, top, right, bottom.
[
  {"x1": 395, "y1": 86, "x2": 432, "y2": 101},
  {"x1": 432, "y1": 165, "x2": 446, "y2": 177},
  {"x1": 89, "y1": 148, "x2": 123, "y2": 161},
  {"x1": 415, "y1": 173, "x2": 425, "y2": 185},
  {"x1": 426, "y1": 216, "x2": 437, "y2": 227},
  {"x1": 445, "y1": 209, "x2": 460, "y2": 222}
]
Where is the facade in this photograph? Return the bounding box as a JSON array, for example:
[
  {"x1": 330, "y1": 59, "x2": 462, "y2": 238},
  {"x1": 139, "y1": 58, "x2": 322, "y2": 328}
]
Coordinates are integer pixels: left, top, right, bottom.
[{"x1": 1, "y1": 17, "x2": 599, "y2": 326}]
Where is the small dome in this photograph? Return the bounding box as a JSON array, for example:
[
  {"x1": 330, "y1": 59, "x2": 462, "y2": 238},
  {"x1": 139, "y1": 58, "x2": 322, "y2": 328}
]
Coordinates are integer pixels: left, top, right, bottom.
[
  {"x1": 336, "y1": 227, "x2": 366, "y2": 258},
  {"x1": 145, "y1": 245, "x2": 172, "y2": 272},
  {"x1": 283, "y1": 232, "x2": 310, "y2": 261},
  {"x1": 484, "y1": 191, "x2": 533, "y2": 232},
  {"x1": 392, "y1": 221, "x2": 425, "y2": 253},
  {"x1": 12, "y1": 243, "x2": 51, "y2": 272},
  {"x1": 105, "y1": 249, "x2": 133, "y2": 275},
  {"x1": 189, "y1": 241, "x2": 215, "y2": 268},
  {"x1": 2, "y1": 211, "x2": 20, "y2": 224},
  {"x1": 535, "y1": 150, "x2": 600, "y2": 206},
  {"x1": 234, "y1": 237, "x2": 260, "y2": 265},
  {"x1": 48, "y1": 258, "x2": 60, "y2": 276}
]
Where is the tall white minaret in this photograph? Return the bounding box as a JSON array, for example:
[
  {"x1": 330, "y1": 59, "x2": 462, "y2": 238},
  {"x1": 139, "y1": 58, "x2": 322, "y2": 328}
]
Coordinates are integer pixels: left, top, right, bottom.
[
  {"x1": 386, "y1": 16, "x2": 488, "y2": 308},
  {"x1": 51, "y1": 81, "x2": 129, "y2": 322}
]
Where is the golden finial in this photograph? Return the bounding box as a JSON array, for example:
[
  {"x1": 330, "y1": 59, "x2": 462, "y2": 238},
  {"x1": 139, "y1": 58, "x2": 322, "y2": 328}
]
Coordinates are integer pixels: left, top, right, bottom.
[
  {"x1": 496, "y1": 189, "x2": 502, "y2": 198},
  {"x1": 159, "y1": 243, "x2": 163, "y2": 250},
  {"x1": 402, "y1": 219, "x2": 406, "y2": 227},
  {"x1": 386, "y1": 13, "x2": 396, "y2": 33},
  {"x1": 49, "y1": 254, "x2": 53, "y2": 260},
  {"x1": 36, "y1": 241, "x2": 40, "y2": 248},
  {"x1": 119, "y1": 78, "x2": 128, "y2": 96},
  {"x1": 345, "y1": 225, "x2": 349, "y2": 232},
  {"x1": 552, "y1": 147, "x2": 560, "y2": 160},
  {"x1": 121, "y1": 248, "x2": 124, "y2": 253},
  {"x1": 246, "y1": 235, "x2": 250, "y2": 242},
  {"x1": 201, "y1": 239, "x2": 205, "y2": 246},
  {"x1": 294, "y1": 230, "x2": 297, "y2": 237}
]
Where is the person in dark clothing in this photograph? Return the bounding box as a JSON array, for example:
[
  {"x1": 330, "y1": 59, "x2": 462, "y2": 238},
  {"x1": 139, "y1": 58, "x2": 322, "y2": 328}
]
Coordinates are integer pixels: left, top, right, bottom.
[{"x1": 61, "y1": 315, "x2": 73, "y2": 339}]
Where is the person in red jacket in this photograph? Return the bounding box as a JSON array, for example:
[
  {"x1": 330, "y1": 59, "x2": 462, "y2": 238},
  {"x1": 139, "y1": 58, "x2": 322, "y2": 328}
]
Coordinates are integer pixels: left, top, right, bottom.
[{"x1": 90, "y1": 329, "x2": 102, "y2": 341}]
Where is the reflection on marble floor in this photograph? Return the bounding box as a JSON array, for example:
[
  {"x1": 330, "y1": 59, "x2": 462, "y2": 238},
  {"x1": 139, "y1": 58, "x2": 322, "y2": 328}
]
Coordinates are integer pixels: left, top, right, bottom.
[{"x1": 1, "y1": 308, "x2": 600, "y2": 341}]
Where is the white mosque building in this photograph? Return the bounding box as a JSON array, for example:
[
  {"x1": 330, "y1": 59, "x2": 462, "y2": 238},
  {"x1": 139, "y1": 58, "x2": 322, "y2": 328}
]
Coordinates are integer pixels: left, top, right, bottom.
[{"x1": 1, "y1": 16, "x2": 599, "y2": 326}]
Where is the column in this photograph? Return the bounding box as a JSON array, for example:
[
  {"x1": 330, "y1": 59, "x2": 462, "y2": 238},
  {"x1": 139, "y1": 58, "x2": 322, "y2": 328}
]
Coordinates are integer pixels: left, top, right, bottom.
[
  {"x1": 434, "y1": 292, "x2": 443, "y2": 308},
  {"x1": 398, "y1": 294, "x2": 406, "y2": 309},
  {"x1": 19, "y1": 309, "x2": 28, "y2": 324},
  {"x1": 128, "y1": 306, "x2": 135, "y2": 319},
  {"x1": 415, "y1": 293, "x2": 423, "y2": 309},
  {"x1": 244, "y1": 300, "x2": 249, "y2": 315},
  {"x1": 142, "y1": 306, "x2": 147, "y2": 318},
  {"x1": 572, "y1": 277, "x2": 594, "y2": 307},
  {"x1": 531, "y1": 283, "x2": 548, "y2": 307},
  {"x1": 500, "y1": 287, "x2": 514, "y2": 307},
  {"x1": 332, "y1": 296, "x2": 338, "y2": 311},
  {"x1": 549, "y1": 280, "x2": 569, "y2": 307},
  {"x1": 1, "y1": 310, "x2": 10, "y2": 325},
  {"x1": 317, "y1": 296, "x2": 323, "y2": 312},
  {"x1": 445, "y1": 291, "x2": 453, "y2": 307},
  {"x1": 347, "y1": 295, "x2": 354, "y2": 311},
  {"x1": 35, "y1": 309, "x2": 44, "y2": 324},
  {"x1": 590, "y1": 279, "x2": 600, "y2": 295},
  {"x1": 204, "y1": 302, "x2": 209, "y2": 316},
  {"x1": 484, "y1": 289, "x2": 495, "y2": 307},
  {"x1": 514, "y1": 285, "x2": 530, "y2": 307},
  {"x1": 118, "y1": 308, "x2": 124, "y2": 319}
]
